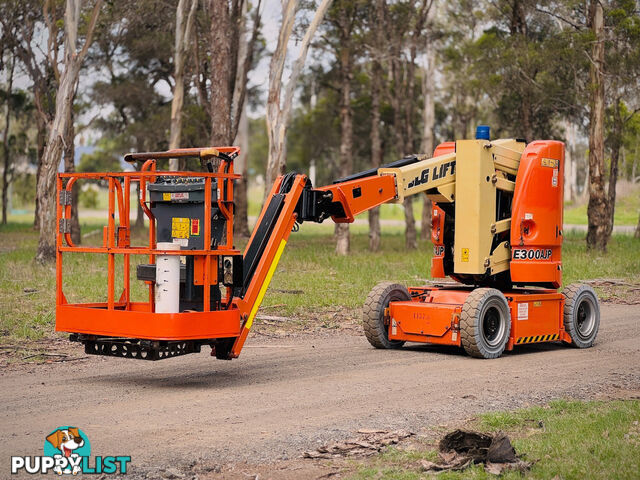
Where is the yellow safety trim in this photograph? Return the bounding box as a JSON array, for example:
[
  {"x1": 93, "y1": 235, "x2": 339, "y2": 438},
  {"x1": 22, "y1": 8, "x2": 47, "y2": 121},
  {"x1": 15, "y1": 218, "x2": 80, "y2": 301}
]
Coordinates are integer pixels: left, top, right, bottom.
[
  {"x1": 516, "y1": 334, "x2": 559, "y2": 344},
  {"x1": 244, "y1": 239, "x2": 287, "y2": 330}
]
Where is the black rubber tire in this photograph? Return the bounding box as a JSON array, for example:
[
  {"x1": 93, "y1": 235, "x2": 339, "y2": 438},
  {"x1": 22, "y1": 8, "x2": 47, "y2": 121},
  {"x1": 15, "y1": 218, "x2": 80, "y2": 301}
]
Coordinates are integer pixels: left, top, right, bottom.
[
  {"x1": 460, "y1": 288, "x2": 511, "y2": 359},
  {"x1": 363, "y1": 282, "x2": 410, "y2": 349},
  {"x1": 562, "y1": 283, "x2": 600, "y2": 348}
]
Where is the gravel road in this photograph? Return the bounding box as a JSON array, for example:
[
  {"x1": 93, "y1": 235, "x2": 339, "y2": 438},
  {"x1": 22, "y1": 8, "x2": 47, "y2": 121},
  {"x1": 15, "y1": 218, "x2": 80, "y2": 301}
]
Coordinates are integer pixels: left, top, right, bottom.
[{"x1": 2, "y1": 304, "x2": 639, "y2": 478}]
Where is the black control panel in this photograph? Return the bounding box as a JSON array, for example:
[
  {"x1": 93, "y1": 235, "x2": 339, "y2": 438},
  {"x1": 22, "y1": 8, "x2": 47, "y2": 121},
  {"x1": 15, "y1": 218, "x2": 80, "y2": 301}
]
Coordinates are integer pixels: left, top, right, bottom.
[{"x1": 148, "y1": 177, "x2": 225, "y2": 249}]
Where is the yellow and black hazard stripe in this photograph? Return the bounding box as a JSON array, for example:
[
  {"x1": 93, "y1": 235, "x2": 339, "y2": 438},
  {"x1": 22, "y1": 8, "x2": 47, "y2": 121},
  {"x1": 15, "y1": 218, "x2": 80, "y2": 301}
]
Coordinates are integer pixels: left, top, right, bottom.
[{"x1": 516, "y1": 334, "x2": 559, "y2": 345}]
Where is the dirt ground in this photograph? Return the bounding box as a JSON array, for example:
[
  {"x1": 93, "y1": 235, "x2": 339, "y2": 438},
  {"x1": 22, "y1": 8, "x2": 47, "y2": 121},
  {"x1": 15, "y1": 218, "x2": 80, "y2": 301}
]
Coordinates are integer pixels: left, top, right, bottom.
[{"x1": 1, "y1": 304, "x2": 639, "y2": 479}]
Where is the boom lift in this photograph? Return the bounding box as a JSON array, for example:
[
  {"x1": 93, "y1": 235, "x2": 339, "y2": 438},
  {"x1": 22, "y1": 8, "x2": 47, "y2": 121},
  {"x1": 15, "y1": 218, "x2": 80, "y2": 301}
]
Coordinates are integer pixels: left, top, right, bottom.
[{"x1": 55, "y1": 128, "x2": 600, "y2": 360}]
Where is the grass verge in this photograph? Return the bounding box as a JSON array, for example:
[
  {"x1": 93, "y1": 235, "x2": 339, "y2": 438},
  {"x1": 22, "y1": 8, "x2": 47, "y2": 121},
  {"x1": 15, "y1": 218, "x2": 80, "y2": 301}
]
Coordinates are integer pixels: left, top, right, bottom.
[
  {"x1": 564, "y1": 182, "x2": 639, "y2": 226},
  {"x1": 350, "y1": 399, "x2": 640, "y2": 479}
]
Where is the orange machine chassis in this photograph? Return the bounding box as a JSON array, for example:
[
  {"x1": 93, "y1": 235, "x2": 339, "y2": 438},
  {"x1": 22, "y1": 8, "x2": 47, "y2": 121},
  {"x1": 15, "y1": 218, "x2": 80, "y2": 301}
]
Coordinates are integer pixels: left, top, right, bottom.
[{"x1": 386, "y1": 286, "x2": 571, "y2": 350}]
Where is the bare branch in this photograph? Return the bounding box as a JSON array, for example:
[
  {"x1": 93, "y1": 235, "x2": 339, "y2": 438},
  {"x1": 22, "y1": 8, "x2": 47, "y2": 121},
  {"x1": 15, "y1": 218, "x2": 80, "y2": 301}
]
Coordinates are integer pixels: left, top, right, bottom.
[
  {"x1": 44, "y1": 0, "x2": 61, "y2": 81},
  {"x1": 231, "y1": 0, "x2": 262, "y2": 138},
  {"x1": 267, "y1": 0, "x2": 297, "y2": 115},
  {"x1": 77, "y1": 0, "x2": 104, "y2": 62},
  {"x1": 281, "y1": 0, "x2": 333, "y2": 123},
  {"x1": 535, "y1": 7, "x2": 582, "y2": 30}
]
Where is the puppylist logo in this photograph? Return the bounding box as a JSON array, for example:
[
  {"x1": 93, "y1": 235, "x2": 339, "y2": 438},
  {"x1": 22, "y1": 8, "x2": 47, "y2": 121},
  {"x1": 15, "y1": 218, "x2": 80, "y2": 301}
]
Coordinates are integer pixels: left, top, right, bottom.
[{"x1": 11, "y1": 426, "x2": 131, "y2": 475}]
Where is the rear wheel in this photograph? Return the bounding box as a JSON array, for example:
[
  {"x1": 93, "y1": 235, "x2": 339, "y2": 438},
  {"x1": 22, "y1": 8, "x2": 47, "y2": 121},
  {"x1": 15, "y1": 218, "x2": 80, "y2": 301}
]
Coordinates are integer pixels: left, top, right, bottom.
[
  {"x1": 460, "y1": 288, "x2": 511, "y2": 359},
  {"x1": 363, "y1": 282, "x2": 410, "y2": 349},
  {"x1": 562, "y1": 283, "x2": 600, "y2": 348}
]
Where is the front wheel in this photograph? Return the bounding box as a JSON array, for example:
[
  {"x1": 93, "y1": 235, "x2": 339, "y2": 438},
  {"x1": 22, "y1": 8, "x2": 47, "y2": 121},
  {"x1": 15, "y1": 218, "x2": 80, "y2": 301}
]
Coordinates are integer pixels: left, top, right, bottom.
[
  {"x1": 363, "y1": 282, "x2": 410, "y2": 349},
  {"x1": 562, "y1": 283, "x2": 600, "y2": 348},
  {"x1": 460, "y1": 288, "x2": 511, "y2": 359}
]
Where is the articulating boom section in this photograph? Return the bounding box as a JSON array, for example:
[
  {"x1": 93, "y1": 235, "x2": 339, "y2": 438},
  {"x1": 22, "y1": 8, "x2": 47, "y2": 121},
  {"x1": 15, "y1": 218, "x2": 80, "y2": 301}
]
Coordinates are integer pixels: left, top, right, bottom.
[{"x1": 292, "y1": 137, "x2": 563, "y2": 288}]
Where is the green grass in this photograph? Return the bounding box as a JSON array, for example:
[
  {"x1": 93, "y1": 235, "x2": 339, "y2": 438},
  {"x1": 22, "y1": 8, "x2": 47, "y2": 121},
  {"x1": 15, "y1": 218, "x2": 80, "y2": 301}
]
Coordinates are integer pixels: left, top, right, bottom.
[
  {"x1": 350, "y1": 399, "x2": 640, "y2": 479},
  {"x1": 561, "y1": 234, "x2": 640, "y2": 284},
  {"x1": 0, "y1": 219, "x2": 149, "y2": 341},
  {"x1": 261, "y1": 223, "x2": 431, "y2": 315},
  {"x1": 564, "y1": 183, "x2": 640, "y2": 226},
  {"x1": 1, "y1": 215, "x2": 639, "y2": 341}
]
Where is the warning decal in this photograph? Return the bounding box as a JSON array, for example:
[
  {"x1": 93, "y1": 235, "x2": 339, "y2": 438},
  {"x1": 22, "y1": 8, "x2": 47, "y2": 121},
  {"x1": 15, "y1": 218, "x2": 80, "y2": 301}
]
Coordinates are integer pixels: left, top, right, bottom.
[
  {"x1": 461, "y1": 248, "x2": 469, "y2": 262},
  {"x1": 163, "y1": 192, "x2": 190, "y2": 201},
  {"x1": 516, "y1": 334, "x2": 559, "y2": 344},
  {"x1": 191, "y1": 218, "x2": 200, "y2": 236},
  {"x1": 172, "y1": 192, "x2": 189, "y2": 200},
  {"x1": 517, "y1": 302, "x2": 529, "y2": 320},
  {"x1": 171, "y1": 217, "x2": 190, "y2": 239}
]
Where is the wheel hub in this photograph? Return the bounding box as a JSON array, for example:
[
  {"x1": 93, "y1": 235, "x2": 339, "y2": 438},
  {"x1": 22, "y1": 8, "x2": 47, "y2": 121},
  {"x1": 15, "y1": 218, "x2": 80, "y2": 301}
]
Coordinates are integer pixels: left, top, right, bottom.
[
  {"x1": 482, "y1": 306, "x2": 504, "y2": 347},
  {"x1": 576, "y1": 297, "x2": 596, "y2": 339}
]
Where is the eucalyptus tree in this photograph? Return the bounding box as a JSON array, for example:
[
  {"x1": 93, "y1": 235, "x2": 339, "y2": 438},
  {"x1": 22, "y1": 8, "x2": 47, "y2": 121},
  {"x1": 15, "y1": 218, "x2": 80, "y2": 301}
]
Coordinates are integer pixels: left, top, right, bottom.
[
  {"x1": 264, "y1": 0, "x2": 333, "y2": 195},
  {"x1": 0, "y1": 0, "x2": 65, "y2": 230},
  {"x1": 385, "y1": 0, "x2": 434, "y2": 250},
  {"x1": 35, "y1": 0, "x2": 103, "y2": 262}
]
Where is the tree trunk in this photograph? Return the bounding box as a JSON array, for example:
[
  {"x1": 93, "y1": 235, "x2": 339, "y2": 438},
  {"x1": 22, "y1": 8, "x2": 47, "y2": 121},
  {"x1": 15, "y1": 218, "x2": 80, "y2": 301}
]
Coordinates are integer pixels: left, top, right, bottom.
[
  {"x1": 605, "y1": 100, "x2": 623, "y2": 238},
  {"x1": 134, "y1": 181, "x2": 145, "y2": 231},
  {"x1": 387, "y1": 0, "x2": 430, "y2": 251},
  {"x1": 420, "y1": 22, "x2": 435, "y2": 241},
  {"x1": 265, "y1": 0, "x2": 332, "y2": 196},
  {"x1": 34, "y1": 122, "x2": 46, "y2": 230},
  {"x1": 169, "y1": 0, "x2": 198, "y2": 170},
  {"x1": 368, "y1": 0, "x2": 387, "y2": 252},
  {"x1": 585, "y1": 1, "x2": 608, "y2": 252},
  {"x1": 234, "y1": 106, "x2": 250, "y2": 237},
  {"x1": 230, "y1": 0, "x2": 256, "y2": 236},
  {"x1": 563, "y1": 120, "x2": 577, "y2": 202},
  {"x1": 391, "y1": 55, "x2": 417, "y2": 250},
  {"x1": 635, "y1": 212, "x2": 640, "y2": 239},
  {"x1": 402, "y1": 199, "x2": 417, "y2": 248},
  {"x1": 335, "y1": 22, "x2": 353, "y2": 256},
  {"x1": 632, "y1": 144, "x2": 637, "y2": 182},
  {"x1": 1, "y1": 54, "x2": 14, "y2": 225},
  {"x1": 368, "y1": 54, "x2": 383, "y2": 252},
  {"x1": 134, "y1": 137, "x2": 146, "y2": 231},
  {"x1": 209, "y1": 0, "x2": 232, "y2": 145},
  {"x1": 1, "y1": 131, "x2": 9, "y2": 225},
  {"x1": 64, "y1": 107, "x2": 81, "y2": 244},
  {"x1": 521, "y1": 94, "x2": 533, "y2": 143},
  {"x1": 36, "y1": 60, "x2": 82, "y2": 262},
  {"x1": 265, "y1": 0, "x2": 298, "y2": 195},
  {"x1": 231, "y1": 0, "x2": 261, "y2": 142},
  {"x1": 36, "y1": 0, "x2": 102, "y2": 262},
  {"x1": 402, "y1": 76, "x2": 418, "y2": 250}
]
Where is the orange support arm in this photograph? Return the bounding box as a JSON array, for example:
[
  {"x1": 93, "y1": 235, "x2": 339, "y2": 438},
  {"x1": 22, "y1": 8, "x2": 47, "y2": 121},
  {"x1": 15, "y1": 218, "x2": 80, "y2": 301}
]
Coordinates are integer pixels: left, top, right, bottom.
[
  {"x1": 316, "y1": 174, "x2": 397, "y2": 223},
  {"x1": 230, "y1": 175, "x2": 308, "y2": 357},
  {"x1": 228, "y1": 171, "x2": 400, "y2": 358}
]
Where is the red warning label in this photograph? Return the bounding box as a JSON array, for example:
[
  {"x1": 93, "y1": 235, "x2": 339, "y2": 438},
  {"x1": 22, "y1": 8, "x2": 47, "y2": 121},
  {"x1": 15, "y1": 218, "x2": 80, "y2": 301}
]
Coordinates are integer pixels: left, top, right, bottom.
[{"x1": 191, "y1": 218, "x2": 200, "y2": 236}]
